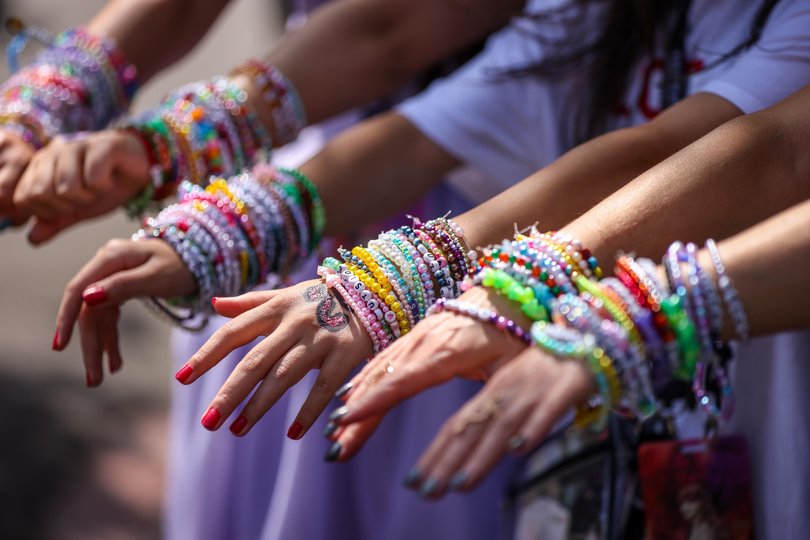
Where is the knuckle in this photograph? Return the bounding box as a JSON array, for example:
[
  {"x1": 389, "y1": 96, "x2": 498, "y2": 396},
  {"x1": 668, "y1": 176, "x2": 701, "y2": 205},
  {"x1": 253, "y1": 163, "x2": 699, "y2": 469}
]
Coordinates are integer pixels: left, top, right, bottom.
[{"x1": 239, "y1": 351, "x2": 267, "y2": 375}]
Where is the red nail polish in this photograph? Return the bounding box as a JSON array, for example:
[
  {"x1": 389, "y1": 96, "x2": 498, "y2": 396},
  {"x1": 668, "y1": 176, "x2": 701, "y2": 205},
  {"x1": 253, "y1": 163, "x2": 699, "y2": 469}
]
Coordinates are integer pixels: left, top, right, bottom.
[
  {"x1": 201, "y1": 407, "x2": 221, "y2": 430},
  {"x1": 211, "y1": 297, "x2": 219, "y2": 307},
  {"x1": 85, "y1": 372, "x2": 94, "y2": 388},
  {"x1": 82, "y1": 286, "x2": 107, "y2": 306},
  {"x1": 230, "y1": 415, "x2": 248, "y2": 435},
  {"x1": 52, "y1": 330, "x2": 60, "y2": 351},
  {"x1": 175, "y1": 363, "x2": 193, "y2": 384},
  {"x1": 287, "y1": 421, "x2": 304, "y2": 440}
]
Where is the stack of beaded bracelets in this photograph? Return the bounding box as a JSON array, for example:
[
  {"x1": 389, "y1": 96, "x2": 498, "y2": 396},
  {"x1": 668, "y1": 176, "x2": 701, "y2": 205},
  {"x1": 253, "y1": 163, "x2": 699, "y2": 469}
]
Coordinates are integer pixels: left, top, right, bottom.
[
  {"x1": 317, "y1": 217, "x2": 476, "y2": 353},
  {"x1": 456, "y1": 232, "x2": 746, "y2": 431},
  {"x1": 0, "y1": 26, "x2": 138, "y2": 148},
  {"x1": 133, "y1": 163, "x2": 324, "y2": 330},
  {"x1": 123, "y1": 60, "x2": 305, "y2": 216}
]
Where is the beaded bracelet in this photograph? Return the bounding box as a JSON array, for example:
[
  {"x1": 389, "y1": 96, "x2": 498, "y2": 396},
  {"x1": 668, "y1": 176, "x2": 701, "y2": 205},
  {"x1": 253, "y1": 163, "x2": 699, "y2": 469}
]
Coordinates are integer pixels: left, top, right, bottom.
[
  {"x1": 0, "y1": 25, "x2": 138, "y2": 147},
  {"x1": 427, "y1": 298, "x2": 531, "y2": 345},
  {"x1": 705, "y1": 239, "x2": 749, "y2": 340}
]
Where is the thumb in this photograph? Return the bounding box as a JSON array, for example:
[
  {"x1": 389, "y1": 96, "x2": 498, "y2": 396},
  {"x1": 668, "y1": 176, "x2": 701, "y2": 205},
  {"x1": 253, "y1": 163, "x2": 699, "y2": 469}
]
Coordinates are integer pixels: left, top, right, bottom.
[
  {"x1": 28, "y1": 215, "x2": 79, "y2": 245},
  {"x1": 81, "y1": 261, "x2": 166, "y2": 309},
  {"x1": 213, "y1": 290, "x2": 277, "y2": 318}
]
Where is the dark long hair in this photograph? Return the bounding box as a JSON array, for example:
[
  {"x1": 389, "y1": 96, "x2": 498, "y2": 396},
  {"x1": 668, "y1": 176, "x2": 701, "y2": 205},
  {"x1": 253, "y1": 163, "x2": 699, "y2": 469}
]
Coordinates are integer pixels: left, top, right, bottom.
[{"x1": 502, "y1": 0, "x2": 781, "y2": 145}]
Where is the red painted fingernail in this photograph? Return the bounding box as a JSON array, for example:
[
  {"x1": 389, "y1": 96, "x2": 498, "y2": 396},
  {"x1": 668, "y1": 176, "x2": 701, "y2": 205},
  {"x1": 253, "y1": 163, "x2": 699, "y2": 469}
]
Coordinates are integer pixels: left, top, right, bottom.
[
  {"x1": 85, "y1": 372, "x2": 94, "y2": 388},
  {"x1": 287, "y1": 421, "x2": 304, "y2": 440},
  {"x1": 52, "y1": 330, "x2": 60, "y2": 351},
  {"x1": 230, "y1": 415, "x2": 248, "y2": 435},
  {"x1": 82, "y1": 286, "x2": 107, "y2": 306},
  {"x1": 211, "y1": 297, "x2": 219, "y2": 307},
  {"x1": 175, "y1": 363, "x2": 193, "y2": 384},
  {"x1": 201, "y1": 407, "x2": 221, "y2": 430}
]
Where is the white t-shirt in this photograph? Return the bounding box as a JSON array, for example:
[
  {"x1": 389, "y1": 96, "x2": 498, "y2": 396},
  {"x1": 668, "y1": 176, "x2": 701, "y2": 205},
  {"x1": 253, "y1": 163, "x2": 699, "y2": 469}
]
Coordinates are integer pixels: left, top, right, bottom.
[
  {"x1": 399, "y1": 0, "x2": 810, "y2": 205},
  {"x1": 398, "y1": 1, "x2": 810, "y2": 538}
]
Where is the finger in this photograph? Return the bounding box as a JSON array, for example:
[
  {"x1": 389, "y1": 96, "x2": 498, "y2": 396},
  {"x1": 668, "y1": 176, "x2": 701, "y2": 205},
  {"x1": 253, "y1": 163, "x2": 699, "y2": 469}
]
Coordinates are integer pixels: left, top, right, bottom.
[
  {"x1": 27, "y1": 215, "x2": 80, "y2": 245},
  {"x1": 104, "y1": 307, "x2": 123, "y2": 375},
  {"x1": 284, "y1": 350, "x2": 356, "y2": 440},
  {"x1": 512, "y1": 361, "x2": 594, "y2": 455},
  {"x1": 54, "y1": 240, "x2": 151, "y2": 350},
  {"x1": 338, "y1": 329, "x2": 475, "y2": 424},
  {"x1": 327, "y1": 414, "x2": 384, "y2": 462},
  {"x1": 202, "y1": 333, "x2": 301, "y2": 432},
  {"x1": 18, "y1": 156, "x2": 75, "y2": 220},
  {"x1": 179, "y1": 301, "x2": 283, "y2": 385},
  {"x1": 0, "y1": 162, "x2": 26, "y2": 215},
  {"x1": 78, "y1": 304, "x2": 106, "y2": 388},
  {"x1": 53, "y1": 144, "x2": 95, "y2": 205},
  {"x1": 82, "y1": 141, "x2": 117, "y2": 194},
  {"x1": 212, "y1": 290, "x2": 278, "y2": 318},
  {"x1": 448, "y1": 395, "x2": 533, "y2": 493}
]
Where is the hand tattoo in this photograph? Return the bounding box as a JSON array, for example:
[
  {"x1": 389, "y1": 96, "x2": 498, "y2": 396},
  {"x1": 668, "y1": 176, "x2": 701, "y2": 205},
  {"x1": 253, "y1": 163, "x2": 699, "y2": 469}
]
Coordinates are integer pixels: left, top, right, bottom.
[{"x1": 304, "y1": 284, "x2": 349, "y2": 332}]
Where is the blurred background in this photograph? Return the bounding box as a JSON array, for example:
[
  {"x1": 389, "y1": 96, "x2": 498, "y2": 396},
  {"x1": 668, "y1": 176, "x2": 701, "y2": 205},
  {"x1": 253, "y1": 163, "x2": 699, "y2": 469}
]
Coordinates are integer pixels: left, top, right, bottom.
[{"x1": 0, "y1": 1, "x2": 283, "y2": 538}]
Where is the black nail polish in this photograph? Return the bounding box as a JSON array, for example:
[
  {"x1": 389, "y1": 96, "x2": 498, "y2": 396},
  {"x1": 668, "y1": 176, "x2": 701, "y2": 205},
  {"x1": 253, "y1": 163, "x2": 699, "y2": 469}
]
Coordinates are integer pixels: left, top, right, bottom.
[
  {"x1": 508, "y1": 435, "x2": 527, "y2": 452},
  {"x1": 323, "y1": 421, "x2": 337, "y2": 438},
  {"x1": 324, "y1": 441, "x2": 342, "y2": 462},
  {"x1": 335, "y1": 382, "x2": 353, "y2": 399},
  {"x1": 329, "y1": 405, "x2": 349, "y2": 422},
  {"x1": 420, "y1": 477, "x2": 439, "y2": 499},
  {"x1": 449, "y1": 472, "x2": 468, "y2": 491},
  {"x1": 403, "y1": 467, "x2": 421, "y2": 488}
]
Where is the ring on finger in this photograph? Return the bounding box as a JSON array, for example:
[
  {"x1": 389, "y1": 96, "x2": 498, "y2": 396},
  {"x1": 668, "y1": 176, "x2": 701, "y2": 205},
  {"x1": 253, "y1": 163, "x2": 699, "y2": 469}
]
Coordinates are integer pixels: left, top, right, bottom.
[{"x1": 452, "y1": 394, "x2": 505, "y2": 436}]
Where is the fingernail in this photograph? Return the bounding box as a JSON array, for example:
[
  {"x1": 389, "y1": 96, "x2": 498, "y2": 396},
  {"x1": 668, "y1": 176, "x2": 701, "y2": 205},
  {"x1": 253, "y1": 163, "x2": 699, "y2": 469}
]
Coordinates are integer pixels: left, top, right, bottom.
[
  {"x1": 211, "y1": 297, "x2": 218, "y2": 307},
  {"x1": 82, "y1": 286, "x2": 107, "y2": 306},
  {"x1": 230, "y1": 415, "x2": 248, "y2": 435},
  {"x1": 111, "y1": 363, "x2": 122, "y2": 374},
  {"x1": 85, "y1": 372, "x2": 95, "y2": 388},
  {"x1": 324, "y1": 441, "x2": 342, "y2": 462},
  {"x1": 175, "y1": 363, "x2": 193, "y2": 384},
  {"x1": 323, "y1": 421, "x2": 337, "y2": 438},
  {"x1": 201, "y1": 407, "x2": 221, "y2": 430},
  {"x1": 508, "y1": 435, "x2": 527, "y2": 452},
  {"x1": 449, "y1": 472, "x2": 468, "y2": 491},
  {"x1": 403, "y1": 467, "x2": 422, "y2": 489},
  {"x1": 52, "y1": 330, "x2": 60, "y2": 351},
  {"x1": 329, "y1": 406, "x2": 349, "y2": 422},
  {"x1": 335, "y1": 382, "x2": 352, "y2": 399},
  {"x1": 0, "y1": 218, "x2": 11, "y2": 232},
  {"x1": 420, "y1": 477, "x2": 439, "y2": 499},
  {"x1": 287, "y1": 421, "x2": 303, "y2": 440}
]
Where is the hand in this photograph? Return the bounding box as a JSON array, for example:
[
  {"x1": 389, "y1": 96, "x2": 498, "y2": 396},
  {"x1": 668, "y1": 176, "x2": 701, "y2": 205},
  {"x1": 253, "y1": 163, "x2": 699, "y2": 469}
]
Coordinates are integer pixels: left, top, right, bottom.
[
  {"x1": 175, "y1": 280, "x2": 373, "y2": 440},
  {"x1": 326, "y1": 286, "x2": 531, "y2": 462},
  {"x1": 13, "y1": 130, "x2": 149, "y2": 244},
  {"x1": 0, "y1": 130, "x2": 36, "y2": 226},
  {"x1": 54, "y1": 238, "x2": 196, "y2": 386},
  {"x1": 402, "y1": 347, "x2": 593, "y2": 499}
]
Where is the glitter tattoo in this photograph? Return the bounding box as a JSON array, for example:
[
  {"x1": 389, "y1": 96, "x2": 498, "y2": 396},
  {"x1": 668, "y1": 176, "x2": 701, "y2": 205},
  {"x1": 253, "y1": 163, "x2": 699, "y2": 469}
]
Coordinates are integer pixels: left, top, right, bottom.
[{"x1": 304, "y1": 284, "x2": 349, "y2": 332}]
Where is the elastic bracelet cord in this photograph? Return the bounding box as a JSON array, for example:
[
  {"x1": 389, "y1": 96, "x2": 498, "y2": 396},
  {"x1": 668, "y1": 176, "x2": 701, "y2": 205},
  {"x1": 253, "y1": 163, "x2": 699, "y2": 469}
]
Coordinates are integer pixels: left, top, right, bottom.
[{"x1": 705, "y1": 239, "x2": 749, "y2": 340}]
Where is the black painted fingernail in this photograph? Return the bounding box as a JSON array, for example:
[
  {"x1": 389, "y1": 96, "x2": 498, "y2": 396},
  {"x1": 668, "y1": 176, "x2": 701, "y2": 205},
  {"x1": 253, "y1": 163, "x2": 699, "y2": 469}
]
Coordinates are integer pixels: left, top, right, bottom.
[
  {"x1": 324, "y1": 441, "x2": 342, "y2": 462},
  {"x1": 403, "y1": 467, "x2": 422, "y2": 489},
  {"x1": 329, "y1": 405, "x2": 349, "y2": 422},
  {"x1": 0, "y1": 218, "x2": 11, "y2": 232},
  {"x1": 449, "y1": 472, "x2": 468, "y2": 491},
  {"x1": 420, "y1": 477, "x2": 440, "y2": 499},
  {"x1": 323, "y1": 421, "x2": 337, "y2": 438},
  {"x1": 508, "y1": 435, "x2": 527, "y2": 452},
  {"x1": 335, "y1": 382, "x2": 352, "y2": 399}
]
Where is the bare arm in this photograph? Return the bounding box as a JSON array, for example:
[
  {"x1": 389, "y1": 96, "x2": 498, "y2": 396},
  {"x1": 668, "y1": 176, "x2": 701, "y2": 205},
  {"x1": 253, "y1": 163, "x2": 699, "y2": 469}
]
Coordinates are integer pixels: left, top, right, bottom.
[
  {"x1": 452, "y1": 92, "x2": 744, "y2": 247},
  {"x1": 85, "y1": 0, "x2": 232, "y2": 83},
  {"x1": 561, "y1": 85, "x2": 810, "y2": 264}
]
